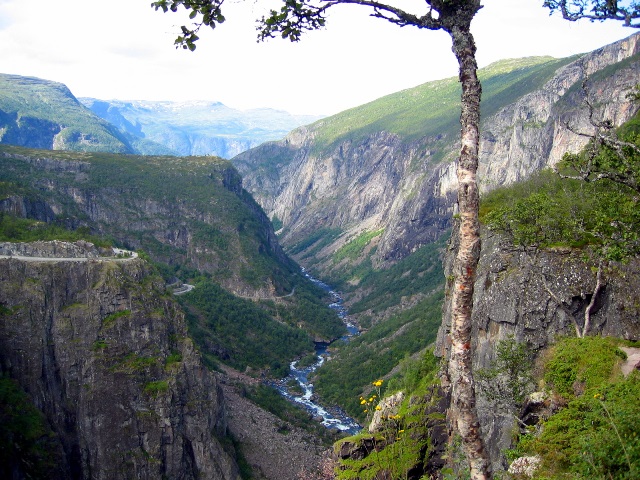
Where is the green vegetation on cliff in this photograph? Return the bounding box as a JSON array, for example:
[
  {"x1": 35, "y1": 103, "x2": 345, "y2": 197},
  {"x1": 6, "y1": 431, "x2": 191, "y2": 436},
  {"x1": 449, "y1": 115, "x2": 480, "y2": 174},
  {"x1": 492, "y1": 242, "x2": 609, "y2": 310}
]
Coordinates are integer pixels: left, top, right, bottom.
[
  {"x1": 481, "y1": 109, "x2": 640, "y2": 262},
  {"x1": 0, "y1": 144, "x2": 345, "y2": 378},
  {"x1": 181, "y1": 280, "x2": 332, "y2": 376},
  {"x1": 0, "y1": 145, "x2": 292, "y2": 291},
  {"x1": 0, "y1": 213, "x2": 111, "y2": 246},
  {"x1": 345, "y1": 235, "x2": 447, "y2": 317},
  {"x1": 333, "y1": 350, "x2": 445, "y2": 480},
  {"x1": 309, "y1": 56, "x2": 573, "y2": 151},
  {"x1": 512, "y1": 337, "x2": 640, "y2": 479}
]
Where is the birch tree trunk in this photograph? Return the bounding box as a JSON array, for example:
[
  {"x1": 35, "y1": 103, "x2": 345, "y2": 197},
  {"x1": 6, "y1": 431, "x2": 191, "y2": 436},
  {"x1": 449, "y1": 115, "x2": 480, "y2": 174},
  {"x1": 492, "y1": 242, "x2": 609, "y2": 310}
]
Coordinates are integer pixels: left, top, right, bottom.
[{"x1": 444, "y1": 18, "x2": 492, "y2": 480}]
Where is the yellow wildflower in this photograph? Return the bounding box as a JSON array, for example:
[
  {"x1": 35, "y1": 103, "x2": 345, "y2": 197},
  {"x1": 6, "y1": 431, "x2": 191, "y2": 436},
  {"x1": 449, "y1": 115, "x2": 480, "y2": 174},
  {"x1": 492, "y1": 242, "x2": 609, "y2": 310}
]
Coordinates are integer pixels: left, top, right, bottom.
[
  {"x1": 360, "y1": 399, "x2": 366, "y2": 405},
  {"x1": 375, "y1": 405, "x2": 382, "y2": 411}
]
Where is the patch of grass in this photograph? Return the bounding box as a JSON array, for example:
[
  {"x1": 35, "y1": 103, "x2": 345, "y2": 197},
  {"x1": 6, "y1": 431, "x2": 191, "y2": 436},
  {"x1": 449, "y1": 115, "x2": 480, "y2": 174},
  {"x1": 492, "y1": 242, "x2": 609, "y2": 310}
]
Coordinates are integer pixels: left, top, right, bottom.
[
  {"x1": 543, "y1": 336, "x2": 625, "y2": 400},
  {"x1": 288, "y1": 227, "x2": 343, "y2": 257},
  {"x1": 102, "y1": 309, "x2": 131, "y2": 328},
  {"x1": 92, "y1": 339, "x2": 108, "y2": 351},
  {"x1": 333, "y1": 229, "x2": 384, "y2": 263},
  {"x1": 164, "y1": 352, "x2": 182, "y2": 367},
  {"x1": 111, "y1": 353, "x2": 159, "y2": 374},
  {"x1": 511, "y1": 336, "x2": 640, "y2": 479},
  {"x1": 143, "y1": 380, "x2": 170, "y2": 397}
]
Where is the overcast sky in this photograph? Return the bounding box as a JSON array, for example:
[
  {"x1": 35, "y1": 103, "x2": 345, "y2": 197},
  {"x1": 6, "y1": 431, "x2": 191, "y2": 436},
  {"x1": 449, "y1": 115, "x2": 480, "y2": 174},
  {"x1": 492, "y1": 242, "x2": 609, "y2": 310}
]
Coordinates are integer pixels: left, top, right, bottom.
[{"x1": 0, "y1": 0, "x2": 634, "y2": 115}]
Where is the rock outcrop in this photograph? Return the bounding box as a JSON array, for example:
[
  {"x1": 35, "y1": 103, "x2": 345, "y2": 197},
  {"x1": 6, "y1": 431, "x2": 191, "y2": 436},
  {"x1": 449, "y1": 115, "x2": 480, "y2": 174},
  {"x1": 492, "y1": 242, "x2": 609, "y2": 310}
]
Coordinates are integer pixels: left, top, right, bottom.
[
  {"x1": 0, "y1": 246, "x2": 240, "y2": 479},
  {"x1": 0, "y1": 240, "x2": 102, "y2": 258},
  {"x1": 437, "y1": 229, "x2": 640, "y2": 470}
]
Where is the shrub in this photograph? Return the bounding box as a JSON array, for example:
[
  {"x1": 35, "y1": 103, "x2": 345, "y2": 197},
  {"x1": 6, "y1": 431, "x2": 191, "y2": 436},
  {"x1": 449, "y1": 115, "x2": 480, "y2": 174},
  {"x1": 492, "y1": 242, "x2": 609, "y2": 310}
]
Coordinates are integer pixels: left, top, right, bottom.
[
  {"x1": 512, "y1": 337, "x2": 639, "y2": 479},
  {"x1": 144, "y1": 380, "x2": 170, "y2": 396}
]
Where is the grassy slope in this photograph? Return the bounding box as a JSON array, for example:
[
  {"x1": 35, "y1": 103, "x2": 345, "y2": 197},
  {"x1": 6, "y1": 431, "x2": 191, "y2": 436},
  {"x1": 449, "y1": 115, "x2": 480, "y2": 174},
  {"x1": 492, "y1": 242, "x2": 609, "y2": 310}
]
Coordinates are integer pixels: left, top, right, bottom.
[
  {"x1": 0, "y1": 74, "x2": 134, "y2": 153},
  {"x1": 308, "y1": 56, "x2": 574, "y2": 151}
]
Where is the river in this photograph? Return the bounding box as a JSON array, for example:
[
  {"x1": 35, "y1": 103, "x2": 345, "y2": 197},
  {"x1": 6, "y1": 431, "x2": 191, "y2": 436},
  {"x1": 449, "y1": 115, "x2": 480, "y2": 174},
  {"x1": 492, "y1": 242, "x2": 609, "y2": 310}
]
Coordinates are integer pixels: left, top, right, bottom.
[{"x1": 271, "y1": 269, "x2": 361, "y2": 434}]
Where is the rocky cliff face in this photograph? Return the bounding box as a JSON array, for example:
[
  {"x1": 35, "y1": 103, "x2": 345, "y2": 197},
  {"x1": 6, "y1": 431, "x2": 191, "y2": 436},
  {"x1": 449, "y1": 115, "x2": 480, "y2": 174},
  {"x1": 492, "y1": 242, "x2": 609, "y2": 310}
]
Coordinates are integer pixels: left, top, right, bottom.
[
  {"x1": 233, "y1": 34, "x2": 640, "y2": 276},
  {"x1": 436, "y1": 229, "x2": 640, "y2": 470},
  {"x1": 0, "y1": 246, "x2": 240, "y2": 479},
  {"x1": 0, "y1": 146, "x2": 292, "y2": 297},
  {"x1": 478, "y1": 33, "x2": 640, "y2": 189}
]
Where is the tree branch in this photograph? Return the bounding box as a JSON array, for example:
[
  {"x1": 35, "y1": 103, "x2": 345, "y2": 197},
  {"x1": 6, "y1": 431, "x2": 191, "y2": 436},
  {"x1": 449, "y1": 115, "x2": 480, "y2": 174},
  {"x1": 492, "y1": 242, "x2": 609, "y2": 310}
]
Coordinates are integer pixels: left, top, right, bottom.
[{"x1": 544, "y1": 0, "x2": 640, "y2": 27}]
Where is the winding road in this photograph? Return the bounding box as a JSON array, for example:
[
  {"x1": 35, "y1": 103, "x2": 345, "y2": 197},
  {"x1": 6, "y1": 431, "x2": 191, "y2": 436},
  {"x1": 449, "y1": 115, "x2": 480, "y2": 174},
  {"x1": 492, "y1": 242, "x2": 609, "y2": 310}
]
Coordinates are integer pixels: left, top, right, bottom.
[{"x1": 0, "y1": 249, "x2": 139, "y2": 263}]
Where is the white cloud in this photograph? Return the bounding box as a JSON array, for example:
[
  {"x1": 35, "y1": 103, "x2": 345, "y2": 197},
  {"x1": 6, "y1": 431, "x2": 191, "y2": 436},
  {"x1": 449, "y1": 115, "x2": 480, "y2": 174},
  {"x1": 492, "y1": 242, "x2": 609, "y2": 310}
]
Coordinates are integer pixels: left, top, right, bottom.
[{"x1": 0, "y1": 0, "x2": 633, "y2": 115}]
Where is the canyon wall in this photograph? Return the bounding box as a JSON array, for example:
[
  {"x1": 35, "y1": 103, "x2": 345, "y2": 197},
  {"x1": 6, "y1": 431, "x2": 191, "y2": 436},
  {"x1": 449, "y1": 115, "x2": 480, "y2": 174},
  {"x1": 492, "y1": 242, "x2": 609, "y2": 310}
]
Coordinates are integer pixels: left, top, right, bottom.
[
  {"x1": 0, "y1": 248, "x2": 240, "y2": 479},
  {"x1": 234, "y1": 34, "x2": 640, "y2": 276},
  {"x1": 437, "y1": 229, "x2": 640, "y2": 469}
]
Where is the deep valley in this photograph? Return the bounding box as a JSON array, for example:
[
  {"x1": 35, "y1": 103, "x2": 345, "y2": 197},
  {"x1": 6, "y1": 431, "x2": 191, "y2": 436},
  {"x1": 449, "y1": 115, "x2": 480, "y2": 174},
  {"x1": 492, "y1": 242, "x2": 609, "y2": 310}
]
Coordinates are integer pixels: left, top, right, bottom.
[{"x1": 1, "y1": 31, "x2": 640, "y2": 480}]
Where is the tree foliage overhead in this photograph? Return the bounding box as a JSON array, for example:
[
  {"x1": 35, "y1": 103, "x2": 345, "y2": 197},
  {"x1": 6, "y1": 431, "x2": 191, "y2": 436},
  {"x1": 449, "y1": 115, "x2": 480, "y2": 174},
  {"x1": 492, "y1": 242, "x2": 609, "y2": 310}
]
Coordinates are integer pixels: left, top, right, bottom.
[
  {"x1": 544, "y1": 0, "x2": 640, "y2": 27},
  {"x1": 152, "y1": 0, "x2": 483, "y2": 49}
]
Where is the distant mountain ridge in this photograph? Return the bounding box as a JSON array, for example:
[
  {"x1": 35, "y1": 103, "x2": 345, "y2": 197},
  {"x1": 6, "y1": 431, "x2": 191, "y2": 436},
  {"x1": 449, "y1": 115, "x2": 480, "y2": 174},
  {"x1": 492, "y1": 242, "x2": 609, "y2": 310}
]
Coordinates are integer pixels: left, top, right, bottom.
[
  {"x1": 0, "y1": 73, "x2": 322, "y2": 158},
  {"x1": 80, "y1": 98, "x2": 324, "y2": 158},
  {"x1": 0, "y1": 73, "x2": 172, "y2": 155}
]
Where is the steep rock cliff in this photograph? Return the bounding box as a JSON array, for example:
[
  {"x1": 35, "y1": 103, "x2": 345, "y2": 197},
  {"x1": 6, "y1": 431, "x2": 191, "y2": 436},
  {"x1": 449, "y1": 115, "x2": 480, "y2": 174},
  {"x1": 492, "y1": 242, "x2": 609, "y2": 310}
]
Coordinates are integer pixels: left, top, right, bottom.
[
  {"x1": 436, "y1": 229, "x2": 640, "y2": 470},
  {"x1": 233, "y1": 34, "x2": 640, "y2": 277},
  {"x1": 0, "y1": 246, "x2": 240, "y2": 479}
]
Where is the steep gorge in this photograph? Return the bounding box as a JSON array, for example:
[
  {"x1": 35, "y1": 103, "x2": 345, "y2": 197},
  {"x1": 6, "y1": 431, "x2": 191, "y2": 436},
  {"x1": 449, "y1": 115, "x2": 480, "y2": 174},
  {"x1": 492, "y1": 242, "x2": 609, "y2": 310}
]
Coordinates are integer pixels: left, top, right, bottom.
[
  {"x1": 234, "y1": 33, "x2": 640, "y2": 278},
  {"x1": 0, "y1": 146, "x2": 291, "y2": 298}
]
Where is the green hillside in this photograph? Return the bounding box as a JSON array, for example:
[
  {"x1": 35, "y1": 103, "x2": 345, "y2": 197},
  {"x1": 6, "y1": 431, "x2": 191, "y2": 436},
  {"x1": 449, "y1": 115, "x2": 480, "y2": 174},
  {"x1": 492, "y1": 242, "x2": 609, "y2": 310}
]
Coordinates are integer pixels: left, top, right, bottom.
[
  {"x1": 0, "y1": 144, "x2": 293, "y2": 292},
  {"x1": 308, "y1": 56, "x2": 574, "y2": 151},
  {"x1": 0, "y1": 74, "x2": 170, "y2": 155}
]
